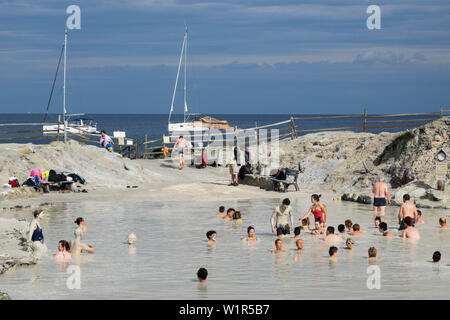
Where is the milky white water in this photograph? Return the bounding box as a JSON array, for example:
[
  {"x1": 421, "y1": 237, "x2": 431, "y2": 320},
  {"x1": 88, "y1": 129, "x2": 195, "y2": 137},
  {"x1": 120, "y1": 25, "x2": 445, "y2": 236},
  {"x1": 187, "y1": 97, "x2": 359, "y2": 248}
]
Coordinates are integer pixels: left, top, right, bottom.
[{"x1": 1, "y1": 197, "x2": 449, "y2": 299}]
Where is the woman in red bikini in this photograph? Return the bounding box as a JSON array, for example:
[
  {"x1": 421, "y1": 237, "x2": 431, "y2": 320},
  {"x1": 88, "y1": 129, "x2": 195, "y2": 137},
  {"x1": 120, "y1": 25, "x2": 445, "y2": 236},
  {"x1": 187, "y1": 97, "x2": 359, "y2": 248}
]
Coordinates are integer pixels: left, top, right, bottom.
[{"x1": 299, "y1": 194, "x2": 328, "y2": 227}]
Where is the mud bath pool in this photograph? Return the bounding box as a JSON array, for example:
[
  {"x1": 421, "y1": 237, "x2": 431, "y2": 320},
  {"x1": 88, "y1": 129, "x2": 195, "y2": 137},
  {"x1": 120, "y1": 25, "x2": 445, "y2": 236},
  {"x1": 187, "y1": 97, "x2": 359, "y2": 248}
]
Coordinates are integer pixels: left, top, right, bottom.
[{"x1": 1, "y1": 197, "x2": 449, "y2": 299}]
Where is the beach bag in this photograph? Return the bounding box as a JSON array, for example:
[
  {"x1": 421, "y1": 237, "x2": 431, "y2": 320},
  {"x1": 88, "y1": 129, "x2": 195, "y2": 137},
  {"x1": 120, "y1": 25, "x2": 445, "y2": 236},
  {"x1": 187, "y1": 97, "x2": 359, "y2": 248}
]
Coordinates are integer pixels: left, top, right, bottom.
[
  {"x1": 41, "y1": 170, "x2": 50, "y2": 180},
  {"x1": 30, "y1": 169, "x2": 42, "y2": 180},
  {"x1": 8, "y1": 177, "x2": 19, "y2": 188},
  {"x1": 48, "y1": 170, "x2": 58, "y2": 182},
  {"x1": 25, "y1": 175, "x2": 40, "y2": 188}
]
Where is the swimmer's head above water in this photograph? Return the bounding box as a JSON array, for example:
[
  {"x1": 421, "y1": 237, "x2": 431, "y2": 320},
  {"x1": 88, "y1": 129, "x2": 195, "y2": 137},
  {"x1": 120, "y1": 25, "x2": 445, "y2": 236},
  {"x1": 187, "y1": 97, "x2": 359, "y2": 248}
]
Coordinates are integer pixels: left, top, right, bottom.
[
  {"x1": 206, "y1": 230, "x2": 216, "y2": 242},
  {"x1": 127, "y1": 233, "x2": 137, "y2": 245},
  {"x1": 197, "y1": 268, "x2": 208, "y2": 283}
]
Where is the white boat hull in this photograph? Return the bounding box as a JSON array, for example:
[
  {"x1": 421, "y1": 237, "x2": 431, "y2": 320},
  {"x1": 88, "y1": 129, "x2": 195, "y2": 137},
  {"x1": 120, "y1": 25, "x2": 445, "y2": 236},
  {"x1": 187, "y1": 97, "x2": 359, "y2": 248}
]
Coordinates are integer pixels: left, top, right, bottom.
[
  {"x1": 168, "y1": 122, "x2": 209, "y2": 133},
  {"x1": 43, "y1": 124, "x2": 99, "y2": 135}
]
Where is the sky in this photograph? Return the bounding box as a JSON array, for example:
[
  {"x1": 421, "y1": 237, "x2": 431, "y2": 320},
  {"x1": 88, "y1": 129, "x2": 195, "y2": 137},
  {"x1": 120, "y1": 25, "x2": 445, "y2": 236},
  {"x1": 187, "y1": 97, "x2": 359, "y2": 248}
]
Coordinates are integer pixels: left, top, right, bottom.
[{"x1": 0, "y1": 0, "x2": 450, "y2": 114}]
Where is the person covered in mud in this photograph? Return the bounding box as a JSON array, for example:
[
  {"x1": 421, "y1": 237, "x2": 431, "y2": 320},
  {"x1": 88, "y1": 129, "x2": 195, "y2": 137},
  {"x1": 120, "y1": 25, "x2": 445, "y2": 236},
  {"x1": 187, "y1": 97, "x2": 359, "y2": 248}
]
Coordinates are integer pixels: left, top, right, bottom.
[{"x1": 271, "y1": 198, "x2": 294, "y2": 237}]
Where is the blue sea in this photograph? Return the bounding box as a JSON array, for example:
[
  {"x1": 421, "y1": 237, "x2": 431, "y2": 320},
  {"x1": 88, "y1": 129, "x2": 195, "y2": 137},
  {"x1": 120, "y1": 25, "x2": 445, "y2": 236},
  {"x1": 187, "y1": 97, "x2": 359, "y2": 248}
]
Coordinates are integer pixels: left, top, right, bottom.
[{"x1": 0, "y1": 113, "x2": 440, "y2": 146}]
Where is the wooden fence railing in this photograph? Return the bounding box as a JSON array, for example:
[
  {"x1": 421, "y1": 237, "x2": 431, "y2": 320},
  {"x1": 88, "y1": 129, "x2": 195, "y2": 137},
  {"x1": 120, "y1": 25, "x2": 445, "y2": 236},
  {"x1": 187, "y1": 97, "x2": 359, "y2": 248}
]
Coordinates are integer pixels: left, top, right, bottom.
[
  {"x1": 0, "y1": 121, "x2": 140, "y2": 159},
  {"x1": 1, "y1": 106, "x2": 448, "y2": 160},
  {"x1": 141, "y1": 106, "x2": 449, "y2": 159}
]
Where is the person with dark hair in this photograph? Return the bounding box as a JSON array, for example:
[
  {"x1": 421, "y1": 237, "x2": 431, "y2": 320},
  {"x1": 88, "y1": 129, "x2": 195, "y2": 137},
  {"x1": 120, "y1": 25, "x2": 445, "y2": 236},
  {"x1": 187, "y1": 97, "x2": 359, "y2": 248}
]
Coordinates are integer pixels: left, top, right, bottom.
[
  {"x1": 173, "y1": 135, "x2": 190, "y2": 170},
  {"x1": 439, "y1": 217, "x2": 448, "y2": 229},
  {"x1": 337, "y1": 224, "x2": 346, "y2": 234},
  {"x1": 401, "y1": 217, "x2": 420, "y2": 240},
  {"x1": 311, "y1": 220, "x2": 325, "y2": 235},
  {"x1": 398, "y1": 194, "x2": 419, "y2": 230},
  {"x1": 223, "y1": 208, "x2": 235, "y2": 221},
  {"x1": 329, "y1": 246, "x2": 338, "y2": 260},
  {"x1": 350, "y1": 224, "x2": 364, "y2": 236},
  {"x1": 379, "y1": 222, "x2": 394, "y2": 237},
  {"x1": 293, "y1": 226, "x2": 301, "y2": 239},
  {"x1": 271, "y1": 239, "x2": 285, "y2": 254},
  {"x1": 374, "y1": 216, "x2": 382, "y2": 230},
  {"x1": 27, "y1": 209, "x2": 47, "y2": 253},
  {"x1": 299, "y1": 194, "x2": 328, "y2": 228},
  {"x1": 206, "y1": 230, "x2": 217, "y2": 245},
  {"x1": 416, "y1": 210, "x2": 424, "y2": 224},
  {"x1": 271, "y1": 198, "x2": 294, "y2": 237},
  {"x1": 74, "y1": 217, "x2": 88, "y2": 236},
  {"x1": 197, "y1": 268, "x2": 208, "y2": 283},
  {"x1": 216, "y1": 206, "x2": 226, "y2": 217},
  {"x1": 323, "y1": 226, "x2": 343, "y2": 243},
  {"x1": 233, "y1": 211, "x2": 242, "y2": 224},
  {"x1": 54, "y1": 240, "x2": 72, "y2": 260},
  {"x1": 241, "y1": 226, "x2": 261, "y2": 242},
  {"x1": 432, "y1": 251, "x2": 441, "y2": 263},
  {"x1": 99, "y1": 130, "x2": 113, "y2": 152}
]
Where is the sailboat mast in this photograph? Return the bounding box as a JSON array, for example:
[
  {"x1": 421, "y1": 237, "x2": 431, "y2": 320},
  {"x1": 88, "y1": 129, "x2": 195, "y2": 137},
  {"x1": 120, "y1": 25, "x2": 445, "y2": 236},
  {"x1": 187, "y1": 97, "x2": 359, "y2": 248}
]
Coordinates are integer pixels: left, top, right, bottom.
[
  {"x1": 183, "y1": 26, "x2": 188, "y2": 123},
  {"x1": 63, "y1": 29, "x2": 68, "y2": 143},
  {"x1": 168, "y1": 28, "x2": 187, "y2": 125}
]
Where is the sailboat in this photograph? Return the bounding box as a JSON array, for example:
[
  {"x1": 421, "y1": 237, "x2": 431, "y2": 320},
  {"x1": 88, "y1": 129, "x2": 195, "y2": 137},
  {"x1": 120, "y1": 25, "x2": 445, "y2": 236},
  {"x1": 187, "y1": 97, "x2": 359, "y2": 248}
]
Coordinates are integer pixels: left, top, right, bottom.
[
  {"x1": 43, "y1": 30, "x2": 99, "y2": 137},
  {"x1": 167, "y1": 26, "x2": 232, "y2": 133}
]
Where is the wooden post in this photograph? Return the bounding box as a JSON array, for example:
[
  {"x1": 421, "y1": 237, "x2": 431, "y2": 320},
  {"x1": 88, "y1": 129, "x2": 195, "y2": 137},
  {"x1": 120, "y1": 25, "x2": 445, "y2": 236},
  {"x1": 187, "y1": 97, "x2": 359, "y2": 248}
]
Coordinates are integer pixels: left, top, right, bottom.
[
  {"x1": 135, "y1": 142, "x2": 139, "y2": 159},
  {"x1": 440, "y1": 106, "x2": 443, "y2": 118},
  {"x1": 56, "y1": 115, "x2": 61, "y2": 141},
  {"x1": 144, "y1": 134, "x2": 147, "y2": 159},
  {"x1": 363, "y1": 108, "x2": 367, "y2": 132},
  {"x1": 290, "y1": 117, "x2": 297, "y2": 139}
]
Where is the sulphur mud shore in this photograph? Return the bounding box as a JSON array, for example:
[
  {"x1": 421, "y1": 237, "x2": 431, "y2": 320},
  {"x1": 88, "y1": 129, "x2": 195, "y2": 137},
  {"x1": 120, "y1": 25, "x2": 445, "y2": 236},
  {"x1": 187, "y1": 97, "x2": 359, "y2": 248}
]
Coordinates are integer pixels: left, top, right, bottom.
[{"x1": 278, "y1": 117, "x2": 450, "y2": 208}]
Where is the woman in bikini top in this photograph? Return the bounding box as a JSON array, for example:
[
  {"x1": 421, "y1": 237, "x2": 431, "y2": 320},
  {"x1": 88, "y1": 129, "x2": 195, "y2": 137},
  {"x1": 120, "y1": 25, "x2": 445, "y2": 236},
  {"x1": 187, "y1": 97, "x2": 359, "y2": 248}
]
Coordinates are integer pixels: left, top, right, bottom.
[{"x1": 299, "y1": 194, "x2": 328, "y2": 226}]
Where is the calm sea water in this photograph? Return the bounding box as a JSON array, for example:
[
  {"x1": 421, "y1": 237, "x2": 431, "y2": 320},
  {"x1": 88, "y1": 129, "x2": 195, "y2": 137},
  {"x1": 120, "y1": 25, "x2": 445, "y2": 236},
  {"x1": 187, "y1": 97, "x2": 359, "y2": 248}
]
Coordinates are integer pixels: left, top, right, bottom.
[
  {"x1": 1, "y1": 197, "x2": 449, "y2": 299},
  {"x1": 0, "y1": 113, "x2": 440, "y2": 145}
]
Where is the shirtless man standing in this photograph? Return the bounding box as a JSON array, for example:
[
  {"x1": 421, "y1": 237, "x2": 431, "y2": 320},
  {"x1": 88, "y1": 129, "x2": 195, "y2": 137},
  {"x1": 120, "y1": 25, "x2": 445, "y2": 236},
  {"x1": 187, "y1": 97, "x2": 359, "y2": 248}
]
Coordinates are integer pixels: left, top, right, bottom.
[
  {"x1": 271, "y1": 198, "x2": 294, "y2": 237},
  {"x1": 173, "y1": 135, "x2": 190, "y2": 169},
  {"x1": 372, "y1": 177, "x2": 391, "y2": 216},
  {"x1": 398, "y1": 194, "x2": 419, "y2": 230},
  {"x1": 401, "y1": 217, "x2": 420, "y2": 240}
]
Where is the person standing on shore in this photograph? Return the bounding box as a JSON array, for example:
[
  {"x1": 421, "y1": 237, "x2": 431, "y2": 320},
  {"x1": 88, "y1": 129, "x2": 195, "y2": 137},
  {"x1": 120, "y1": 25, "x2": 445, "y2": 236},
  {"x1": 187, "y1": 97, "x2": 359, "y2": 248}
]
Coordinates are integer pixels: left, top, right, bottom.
[
  {"x1": 27, "y1": 209, "x2": 47, "y2": 253},
  {"x1": 173, "y1": 135, "x2": 190, "y2": 170},
  {"x1": 372, "y1": 177, "x2": 391, "y2": 216},
  {"x1": 271, "y1": 198, "x2": 294, "y2": 237},
  {"x1": 398, "y1": 194, "x2": 419, "y2": 230},
  {"x1": 99, "y1": 130, "x2": 113, "y2": 152}
]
